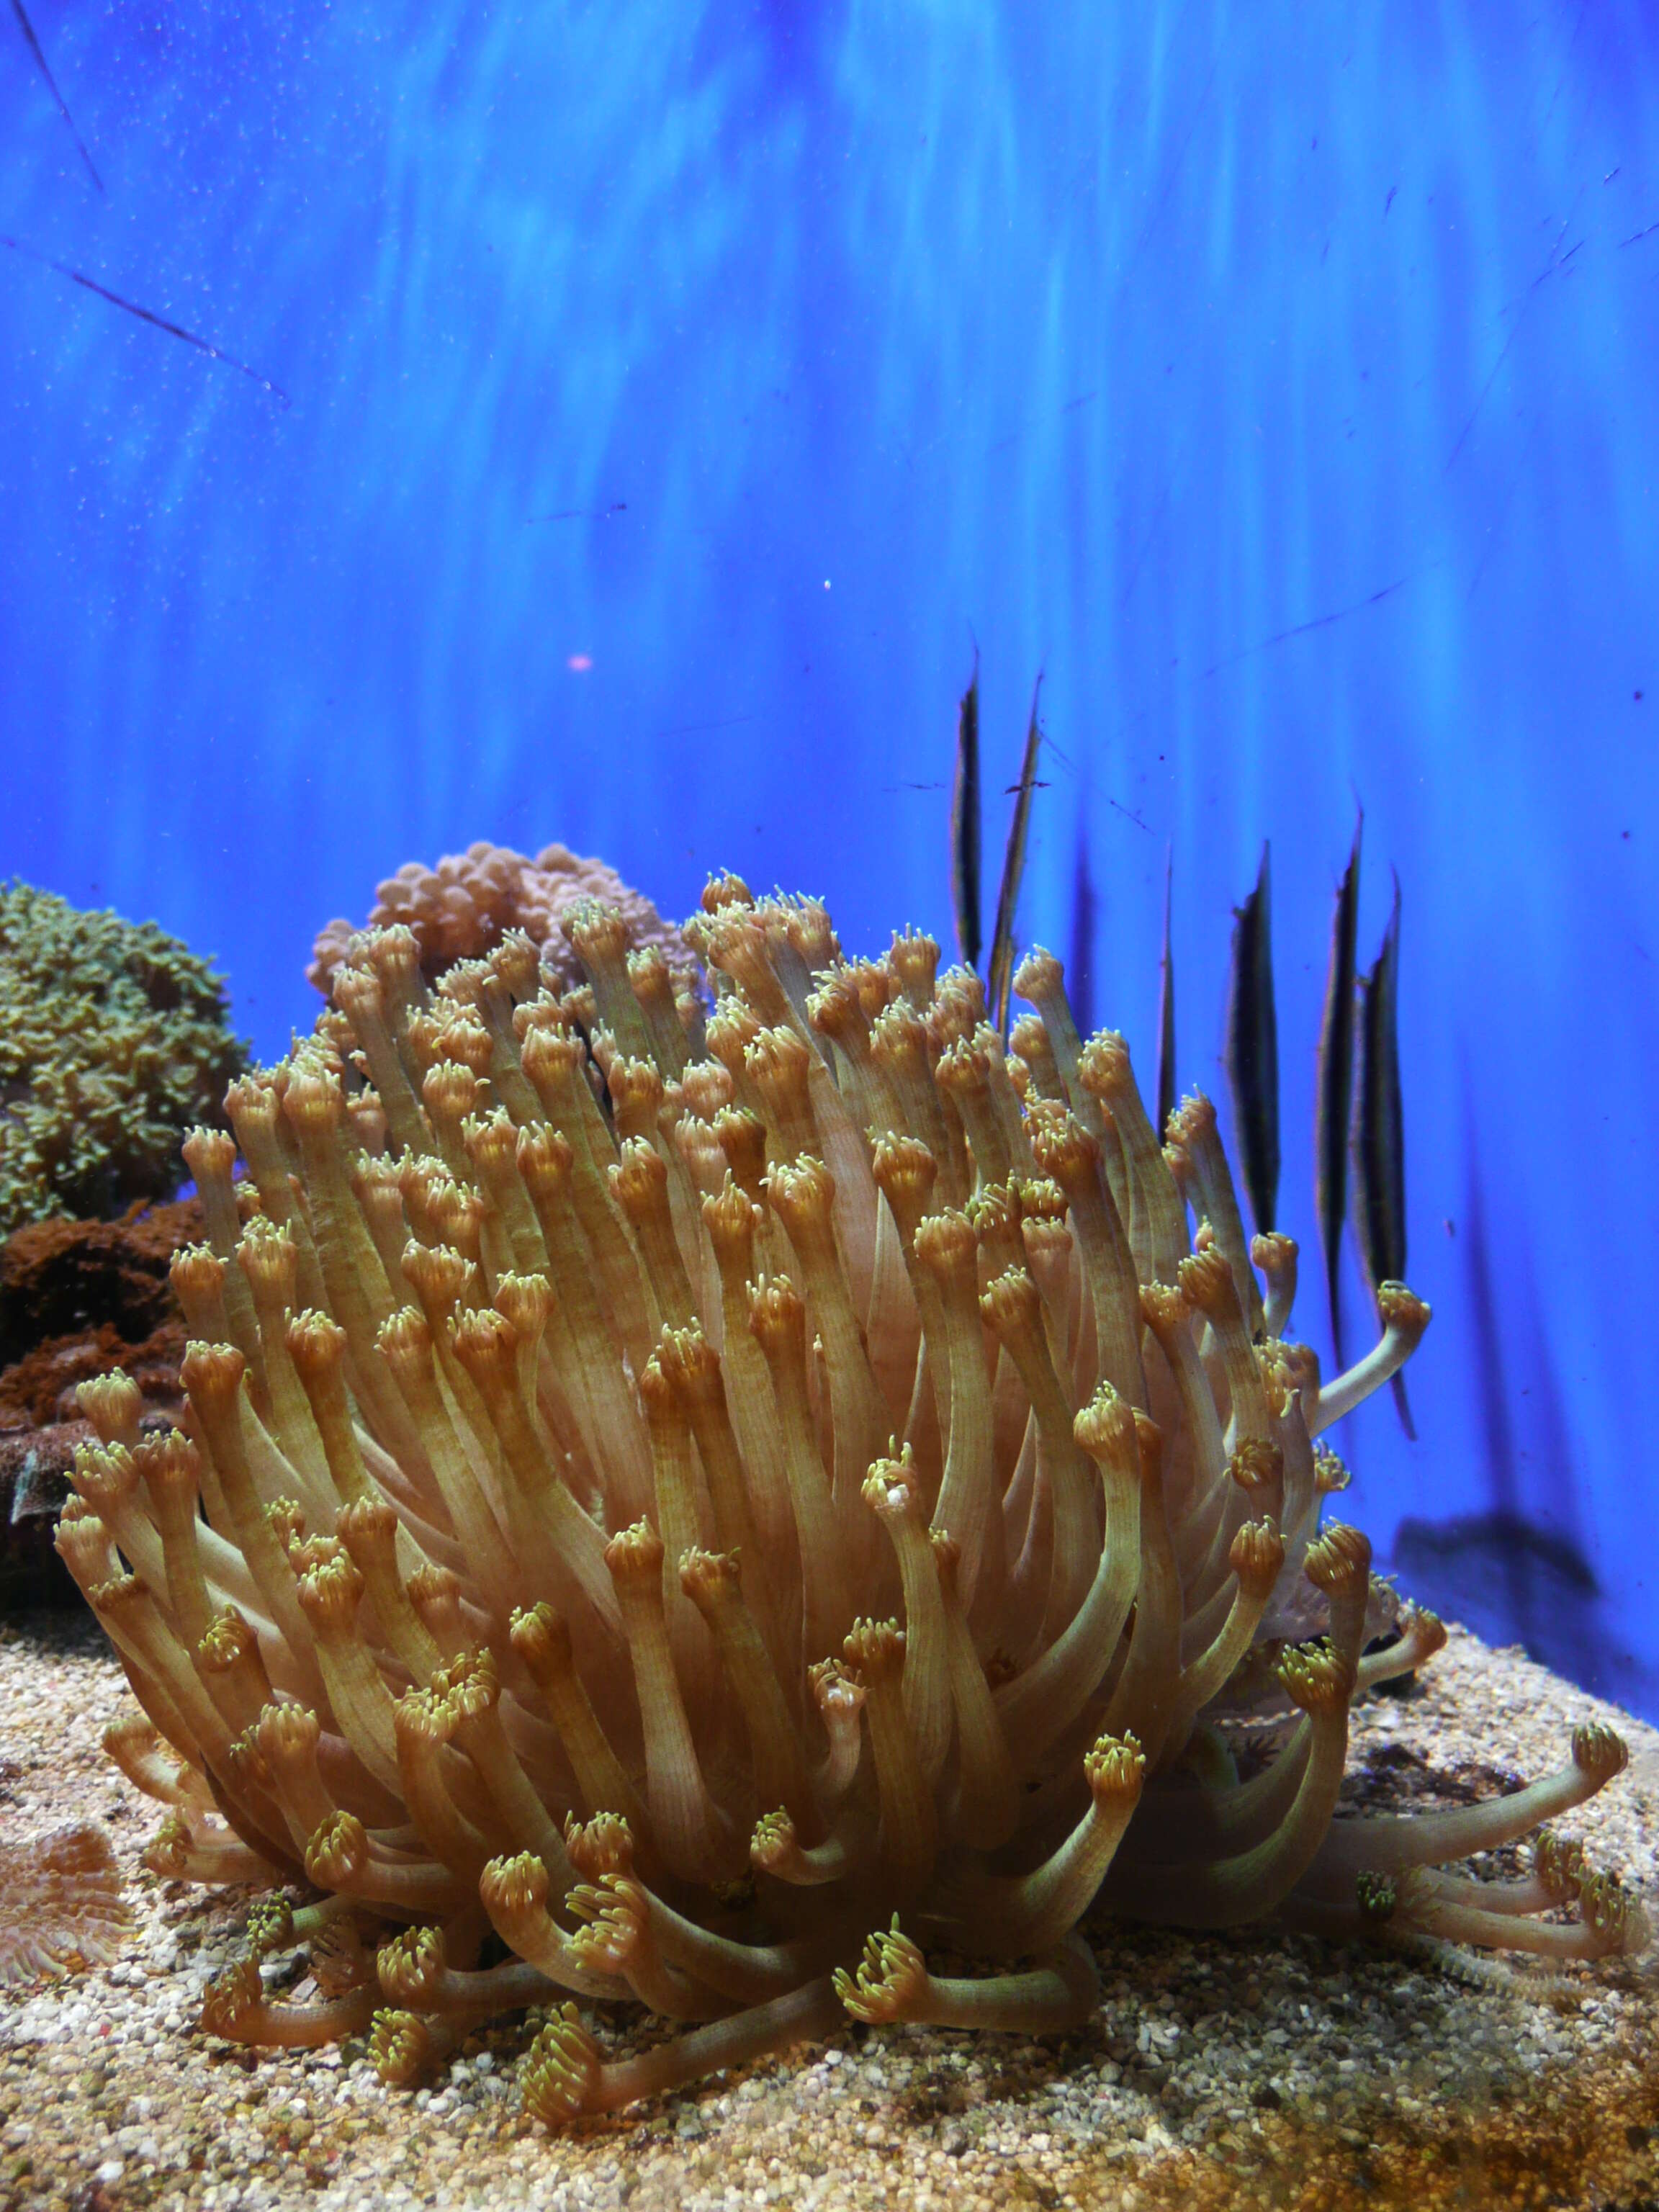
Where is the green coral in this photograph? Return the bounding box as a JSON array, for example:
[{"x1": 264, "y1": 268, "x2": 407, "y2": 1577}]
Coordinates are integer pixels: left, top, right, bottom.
[{"x1": 0, "y1": 881, "x2": 248, "y2": 1237}]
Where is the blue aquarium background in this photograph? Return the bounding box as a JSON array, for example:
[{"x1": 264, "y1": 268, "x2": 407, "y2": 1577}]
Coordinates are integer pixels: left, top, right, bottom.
[{"x1": 1, "y1": 2, "x2": 1654, "y2": 1714}]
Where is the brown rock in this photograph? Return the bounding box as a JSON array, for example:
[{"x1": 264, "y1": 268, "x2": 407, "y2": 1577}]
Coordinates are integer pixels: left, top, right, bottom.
[
  {"x1": 0, "y1": 1199, "x2": 201, "y2": 1611},
  {"x1": 0, "y1": 1197, "x2": 203, "y2": 1370},
  {"x1": 0, "y1": 1319, "x2": 187, "y2": 1431}
]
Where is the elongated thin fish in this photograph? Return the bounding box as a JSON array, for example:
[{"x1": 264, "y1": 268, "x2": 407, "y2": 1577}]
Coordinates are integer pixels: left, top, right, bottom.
[
  {"x1": 1352, "y1": 873, "x2": 1415, "y2": 1437},
  {"x1": 1156, "y1": 846, "x2": 1176, "y2": 1139},
  {"x1": 1225, "y1": 842, "x2": 1280, "y2": 1235},
  {"x1": 986, "y1": 675, "x2": 1043, "y2": 1034},
  {"x1": 1, "y1": 234, "x2": 289, "y2": 405},
  {"x1": 950, "y1": 652, "x2": 982, "y2": 974},
  {"x1": 10, "y1": 0, "x2": 102, "y2": 195},
  {"x1": 1066, "y1": 816, "x2": 1097, "y2": 1038},
  {"x1": 1315, "y1": 814, "x2": 1362, "y2": 1367}
]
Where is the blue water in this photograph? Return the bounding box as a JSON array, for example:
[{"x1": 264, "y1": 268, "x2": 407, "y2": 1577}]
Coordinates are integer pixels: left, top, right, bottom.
[{"x1": 1, "y1": 2, "x2": 1655, "y2": 1714}]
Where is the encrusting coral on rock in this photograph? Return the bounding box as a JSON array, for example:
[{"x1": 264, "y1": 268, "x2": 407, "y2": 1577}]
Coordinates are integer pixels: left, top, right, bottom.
[
  {"x1": 0, "y1": 1200, "x2": 204, "y2": 1407},
  {"x1": 307, "y1": 840, "x2": 699, "y2": 1004},
  {"x1": 49, "y1": 876, "x2": 1649, "y2": 2123}
]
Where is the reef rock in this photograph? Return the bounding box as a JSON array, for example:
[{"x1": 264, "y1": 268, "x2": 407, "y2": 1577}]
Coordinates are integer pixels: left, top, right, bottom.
[{"x1": 0, "y1": 1200, "x2": 199, "y2": 1609}]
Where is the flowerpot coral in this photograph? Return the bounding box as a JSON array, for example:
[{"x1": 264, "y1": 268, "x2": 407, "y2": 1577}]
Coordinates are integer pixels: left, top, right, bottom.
[{"x1": 54, "y1": 878, "x2": 1647, "y2": 2121}]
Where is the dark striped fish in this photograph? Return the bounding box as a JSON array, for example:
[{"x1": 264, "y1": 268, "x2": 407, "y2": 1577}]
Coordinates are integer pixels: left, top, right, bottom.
[
  {"x1": 1, "y1": 234, "x2": 289, "y2": 405},
  {"x1": 1352, "y1": 873, "x2": 1414, "y2": 1437},
  {"x1": 950, "y1": 653, "x2": 982, "y2": 974},
  {"x1": 1315, "y1": 815, "x2": 1362, "y2": 1367},
  {"x1": 1225, "y1": 842, "x2": 1280, "y2": 1235},
  {"x1": 10, "y1": 0, "x2": 103, "y2": 195},
  {"x1": 1067, "y1": 816, "x2": 1097, "y2": 1039},
  {"x1": 1156, "y1": 846, "x2": 1177, "y2": 1139},
  {"x1": 986, "y1": 675, "x2": 1043, "y2": 1035}
]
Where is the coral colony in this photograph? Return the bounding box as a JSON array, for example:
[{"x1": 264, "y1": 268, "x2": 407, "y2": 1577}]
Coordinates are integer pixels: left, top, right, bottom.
[
  {"x1": 52, "y1": 881, "x2": 1647, "y2": 2123},
  {"x1": 306, "y1": 842, "x2": 697, "y2": 1003},
  {"x1": 0, "y1": 881, "x2": 246, "y2": 1239}
]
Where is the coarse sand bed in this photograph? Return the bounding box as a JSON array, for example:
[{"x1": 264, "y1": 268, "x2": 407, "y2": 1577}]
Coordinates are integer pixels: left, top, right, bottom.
[{"x1": 0, "y1": 1611, "x2": 1655, "y2": 2212}]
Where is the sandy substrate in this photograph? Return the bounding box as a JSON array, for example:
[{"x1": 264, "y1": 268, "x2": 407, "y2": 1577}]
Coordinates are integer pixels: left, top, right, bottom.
[{"x1": 0, "y1": 1611, "x2": 1654, "y2": 2212}]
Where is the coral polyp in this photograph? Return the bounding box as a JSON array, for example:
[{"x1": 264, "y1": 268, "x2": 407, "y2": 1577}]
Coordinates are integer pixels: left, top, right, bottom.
[{"x1": 55, "y1": 879, "x2": 1647, "y2": 2121}]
